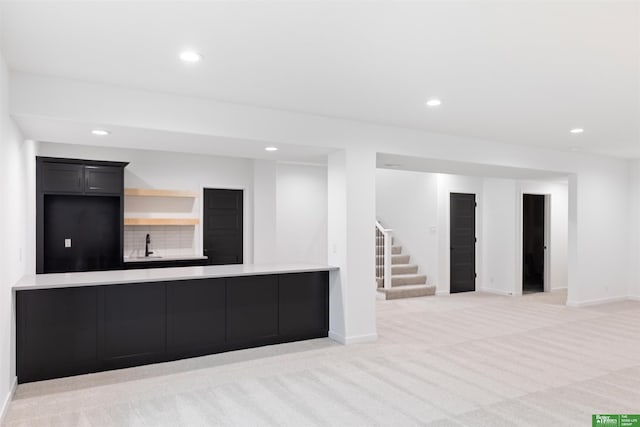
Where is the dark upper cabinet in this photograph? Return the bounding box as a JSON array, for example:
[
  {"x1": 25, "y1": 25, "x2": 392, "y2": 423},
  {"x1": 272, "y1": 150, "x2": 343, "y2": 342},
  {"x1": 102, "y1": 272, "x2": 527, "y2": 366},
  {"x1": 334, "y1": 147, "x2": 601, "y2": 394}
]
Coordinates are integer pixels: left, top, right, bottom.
[
  {"x1": 84, "y1": 165, "x2": 123, "y2": 195},
  {"x1": 38, "y1": 157, "x2": 128, "y2": 196},
  {"x1": 41, "y1": 162, "x2": 85, "y2": 193}
]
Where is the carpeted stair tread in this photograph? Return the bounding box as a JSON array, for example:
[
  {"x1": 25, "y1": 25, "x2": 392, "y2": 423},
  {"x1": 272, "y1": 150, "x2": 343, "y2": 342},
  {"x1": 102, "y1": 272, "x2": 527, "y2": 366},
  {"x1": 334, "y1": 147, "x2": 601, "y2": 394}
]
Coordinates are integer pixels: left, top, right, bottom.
[
  {"x1": 392, "y1": 264, "x2": 418, "y2": 275},
  {"x1": 377, "y1": 284, "x2": 436, "y2": 300},
  {"x1": 392, "y1": 274, "x2": 427, "y2": 287}
]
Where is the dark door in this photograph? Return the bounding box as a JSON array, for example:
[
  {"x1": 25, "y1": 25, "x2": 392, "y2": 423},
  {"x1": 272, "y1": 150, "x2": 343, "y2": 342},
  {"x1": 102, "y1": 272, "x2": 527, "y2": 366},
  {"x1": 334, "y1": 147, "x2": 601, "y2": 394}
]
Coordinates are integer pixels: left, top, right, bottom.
[
  {"x1": 450, "y1": 193, "x2": 476, "y2": 293},
  {"x1": 203, "y1": 189, "x2": 243, "y2": 265},
  {"x1": 523, "y1": 194, "x2": 545, "y2": 293}
]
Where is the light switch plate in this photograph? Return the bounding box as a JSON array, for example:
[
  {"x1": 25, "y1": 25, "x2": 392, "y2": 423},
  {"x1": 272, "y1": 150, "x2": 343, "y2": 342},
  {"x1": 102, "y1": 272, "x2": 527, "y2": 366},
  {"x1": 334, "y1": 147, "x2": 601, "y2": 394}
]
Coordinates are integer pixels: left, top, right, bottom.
[{"x1": 64, "y1": 238, "x2": 72, "y2": 248}]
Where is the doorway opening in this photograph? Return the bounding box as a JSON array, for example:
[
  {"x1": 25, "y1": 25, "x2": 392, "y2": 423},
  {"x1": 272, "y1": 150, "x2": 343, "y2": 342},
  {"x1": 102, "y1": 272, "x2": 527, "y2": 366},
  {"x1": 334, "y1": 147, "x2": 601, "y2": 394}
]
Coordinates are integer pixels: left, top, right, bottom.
[
  {"x1": 203, "y1": 188, "x2": 244, "y2": 265},
  {"x1": 522, "y1": 194, "x2": 546, "y2": 294}
]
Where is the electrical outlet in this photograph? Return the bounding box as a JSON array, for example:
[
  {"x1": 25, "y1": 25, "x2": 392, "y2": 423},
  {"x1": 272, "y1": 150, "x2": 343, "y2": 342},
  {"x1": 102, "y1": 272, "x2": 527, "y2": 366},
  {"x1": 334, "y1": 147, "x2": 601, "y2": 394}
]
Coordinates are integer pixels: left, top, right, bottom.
[{"x1": 64, "y1": 238, "x2": 72, "y2": 248}]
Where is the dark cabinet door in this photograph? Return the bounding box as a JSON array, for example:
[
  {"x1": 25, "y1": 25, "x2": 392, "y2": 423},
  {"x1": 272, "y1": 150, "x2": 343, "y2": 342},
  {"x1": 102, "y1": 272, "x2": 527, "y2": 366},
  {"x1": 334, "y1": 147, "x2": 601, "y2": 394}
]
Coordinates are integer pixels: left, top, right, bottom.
[
  {"x1": 41, "y1": 162, "x2": 84, "y2": 193},
  {"x1": 278, "y1": 272, "x2": 329, "y2": 339},
  {"x1": 101, "y1": 282, "x2": 166, "y2": 367},
  {"x1": 84, "y1": 165, "x2": 123, "y2": 195},
  {"x1": 17, "y1": 287, "x2": 99, "y2": 383},
  {"x1": 226, "y1": 275, "x2": 278, "y2": 345},
  {"x1": 167, "y1": 279, "x2": 226, "y2": 354}
]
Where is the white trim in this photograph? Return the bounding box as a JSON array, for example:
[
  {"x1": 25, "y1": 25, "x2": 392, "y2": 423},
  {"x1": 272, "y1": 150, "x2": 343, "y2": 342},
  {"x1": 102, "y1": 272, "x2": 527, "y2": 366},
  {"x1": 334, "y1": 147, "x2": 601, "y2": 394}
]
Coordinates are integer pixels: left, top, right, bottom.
[
  {"x1": 566, "y1": 295, "x2": 628, "y2": 307},
  {"x1": 435, "y1": 290, "x2": 450, "y2": 296},
  {"x1": 479, "y1": 287, "x2": 513, "y2": 296},
  {"x1": 628, "y1": 296, "x2": 640, "y2": 302},
  {"x1": 329, "y1": 331, "x2": 377, "y2": 345},
  {"x1": 0, "y1": 377, "x2": 17, "y2": 426},
  {"x1": 550, "y1": 287, "x2": 568, "y2": 292}
]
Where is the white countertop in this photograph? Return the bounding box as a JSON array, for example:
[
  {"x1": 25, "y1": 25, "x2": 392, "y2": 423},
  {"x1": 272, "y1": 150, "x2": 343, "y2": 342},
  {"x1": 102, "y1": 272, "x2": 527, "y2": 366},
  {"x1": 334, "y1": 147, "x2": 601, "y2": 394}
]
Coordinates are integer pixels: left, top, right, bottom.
[
  {"x1": 14, "y1": 264, "x2": 338, "y2": 291},
  {"x1": 123, "y1": 255, "x2": 208, "y2": 263}
]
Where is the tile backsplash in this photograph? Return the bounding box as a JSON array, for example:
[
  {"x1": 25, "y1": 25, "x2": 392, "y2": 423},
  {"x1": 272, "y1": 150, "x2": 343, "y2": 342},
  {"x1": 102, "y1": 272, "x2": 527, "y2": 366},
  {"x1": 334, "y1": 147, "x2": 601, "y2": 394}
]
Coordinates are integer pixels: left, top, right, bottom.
[{"x1": 124, "y1": 226, "x2": 198, "y2": 258}]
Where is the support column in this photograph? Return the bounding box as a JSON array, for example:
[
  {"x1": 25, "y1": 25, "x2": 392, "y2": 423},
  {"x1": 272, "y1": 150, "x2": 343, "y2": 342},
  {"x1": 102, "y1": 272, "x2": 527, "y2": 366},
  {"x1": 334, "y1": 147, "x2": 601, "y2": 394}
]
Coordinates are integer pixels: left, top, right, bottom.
[
  {"x1": 327, "y1": 147, "x2": 377, "y2": 344},
  {"x1": 253, "y1": 159, "x2": 277, "y2": 264}
]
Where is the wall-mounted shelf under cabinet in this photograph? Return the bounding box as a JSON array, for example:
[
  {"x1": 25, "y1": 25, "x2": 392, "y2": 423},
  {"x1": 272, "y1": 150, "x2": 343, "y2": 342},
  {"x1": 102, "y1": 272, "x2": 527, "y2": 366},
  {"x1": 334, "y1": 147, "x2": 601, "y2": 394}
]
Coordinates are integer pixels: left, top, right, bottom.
[
  {"x1": 124, "y1": 218, "x2": 200, "y2": 226},
  {"x1": 125, "y1": 188, "x2": 199, "y2": 198}
]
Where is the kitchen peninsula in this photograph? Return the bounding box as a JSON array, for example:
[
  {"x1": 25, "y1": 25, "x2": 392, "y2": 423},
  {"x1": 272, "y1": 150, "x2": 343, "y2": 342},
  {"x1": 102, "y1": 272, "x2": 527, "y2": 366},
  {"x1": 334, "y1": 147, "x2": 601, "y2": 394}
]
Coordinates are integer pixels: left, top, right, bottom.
[{"x1": 15, "y1": 263, "x2": 336, "y2": 383}]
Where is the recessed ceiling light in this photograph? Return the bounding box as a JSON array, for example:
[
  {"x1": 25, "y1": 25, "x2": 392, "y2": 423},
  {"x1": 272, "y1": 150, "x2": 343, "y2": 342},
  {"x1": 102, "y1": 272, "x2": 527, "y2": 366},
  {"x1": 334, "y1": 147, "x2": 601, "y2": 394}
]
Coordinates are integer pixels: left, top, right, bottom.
[
  {"x1": 179, "y1": 50, "x2": 203, "y2": 63},
  {"x1": 425, "y1": 99, "x2": 442, "y2": 107},
  {"x1": 91, "y1": 129, "x2": 110, "y2": 136},
  {"x1": 569, "y1": 128, "x2": 584, "y2": 134},
  {"x1": 265, "y1": 146, "x2": 278, "y2": 152}
]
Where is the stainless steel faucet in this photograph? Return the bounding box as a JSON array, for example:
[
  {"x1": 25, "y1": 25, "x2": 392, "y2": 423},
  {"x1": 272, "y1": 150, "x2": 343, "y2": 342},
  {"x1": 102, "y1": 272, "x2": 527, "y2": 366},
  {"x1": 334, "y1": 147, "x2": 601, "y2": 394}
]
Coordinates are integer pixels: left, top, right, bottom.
[{"x1": 145, "y1": 233, "x2": 154, "y2": 257}]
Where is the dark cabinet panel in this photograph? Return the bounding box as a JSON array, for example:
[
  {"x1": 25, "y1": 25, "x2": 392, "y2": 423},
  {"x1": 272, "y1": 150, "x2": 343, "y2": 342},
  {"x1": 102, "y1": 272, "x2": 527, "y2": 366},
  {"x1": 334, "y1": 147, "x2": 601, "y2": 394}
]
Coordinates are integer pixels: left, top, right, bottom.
[
  {"x1": 43, "y1": 195, "x2": 121, "y2": 273},
  {"x1": 84, "y1": 165, "x2": 123, "y2": 195},
  {"x1": 124, "y1": 258, "x2": 208, "y2": 269},
  {"x1": 226, "y1": 275, "x2": 278, "y2": 344},
  {"x1": 101, "y1": 283, "x2": 166, "y2": 365},
  {"x1": 16, "y1": 271, "x2": 330, "y2": 383},
  {"x1": 41, "y1": 163, "x2": 84, "y2": 193},
  {"x1": 17, "y1": 287, "x2": 98, "y2": 383},
  {"x1": 279, "y1": 272, "x2": 329, "y2": 339},
  {"x1": 167, "y1": 279, "x2": 226, "y2": 354}
]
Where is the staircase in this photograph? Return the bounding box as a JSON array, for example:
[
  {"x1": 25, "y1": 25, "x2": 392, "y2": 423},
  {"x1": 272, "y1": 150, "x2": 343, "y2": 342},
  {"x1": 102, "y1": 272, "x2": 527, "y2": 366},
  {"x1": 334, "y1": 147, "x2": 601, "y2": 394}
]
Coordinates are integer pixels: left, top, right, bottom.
[{"x1": 376, "y1": 222, "x2": 436, "y2": 300}]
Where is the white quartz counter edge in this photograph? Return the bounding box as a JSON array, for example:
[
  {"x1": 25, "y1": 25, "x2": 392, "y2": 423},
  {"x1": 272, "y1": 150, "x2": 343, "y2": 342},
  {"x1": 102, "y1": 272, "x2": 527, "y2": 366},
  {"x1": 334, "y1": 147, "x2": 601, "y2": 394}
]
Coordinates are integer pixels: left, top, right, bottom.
[{"x1": 14, "y1": 264, "x2": 339, "y2": 291}]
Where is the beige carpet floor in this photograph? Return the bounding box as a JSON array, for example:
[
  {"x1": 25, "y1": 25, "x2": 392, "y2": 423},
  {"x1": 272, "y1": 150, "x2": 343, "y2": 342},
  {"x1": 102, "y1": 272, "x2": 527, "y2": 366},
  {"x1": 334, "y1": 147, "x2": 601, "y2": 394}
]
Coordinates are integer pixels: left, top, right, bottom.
[{"x1": 4, "y1": 290, "x2": 640, "y2": 426}]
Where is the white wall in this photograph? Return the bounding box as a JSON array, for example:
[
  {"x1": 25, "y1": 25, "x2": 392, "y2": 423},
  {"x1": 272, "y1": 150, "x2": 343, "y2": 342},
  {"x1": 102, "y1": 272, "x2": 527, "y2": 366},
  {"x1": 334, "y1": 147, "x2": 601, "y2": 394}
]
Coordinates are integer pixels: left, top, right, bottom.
[
  {"x1": 37, "y1": 142, "x2": 256, "y2": 263},
  {"x1": 375, "y1": 169, "x2": 438, "y2": 281},
  {"x1": 630, "y1": 160, "x2": 640, "y2": 299},
  {"x1": 0, "y1": 49, "x2": 34, "y2": 420},
  {"x1": 481, "y1": 178, "x2": 518, "y2": 295},
  {"x1": 253, "y1": 160, "x2": 277, "y2": 264},
  {"x1": 276, "y1": 163, "x2": 328, "y2": 264}
]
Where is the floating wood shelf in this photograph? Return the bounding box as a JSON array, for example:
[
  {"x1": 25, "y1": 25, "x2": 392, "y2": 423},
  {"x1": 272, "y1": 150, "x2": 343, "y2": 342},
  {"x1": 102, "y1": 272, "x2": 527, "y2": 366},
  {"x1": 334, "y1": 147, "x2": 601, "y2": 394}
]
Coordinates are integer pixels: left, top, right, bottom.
[
  {"x1": 124, "y1": 218, "x2": 200, "y2": 226},
  {"x1": 125, "y1": 188, "x2": 199, "y2": 198}
]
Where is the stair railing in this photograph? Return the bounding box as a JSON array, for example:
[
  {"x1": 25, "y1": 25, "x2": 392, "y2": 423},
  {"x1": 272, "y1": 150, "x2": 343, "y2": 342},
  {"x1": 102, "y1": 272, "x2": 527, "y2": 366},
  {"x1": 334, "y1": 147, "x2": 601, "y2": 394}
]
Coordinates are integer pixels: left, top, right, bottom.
[{"x1": 375, "y1": 221, "x2": 393, "y2": 290}]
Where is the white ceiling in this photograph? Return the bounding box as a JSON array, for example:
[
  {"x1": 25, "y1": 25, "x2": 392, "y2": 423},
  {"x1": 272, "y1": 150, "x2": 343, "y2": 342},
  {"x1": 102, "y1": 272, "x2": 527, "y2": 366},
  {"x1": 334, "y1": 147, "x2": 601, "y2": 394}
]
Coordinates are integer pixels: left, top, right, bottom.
[
  {"x1": 377, "y1": 153, "x2": 570, "y2": 181},
  {"x1": 13, "y1": 115, "x2": 337, "y2": 164},
  {"x1": 1, "y1": 1, "x2": 639, "y2": 158}
]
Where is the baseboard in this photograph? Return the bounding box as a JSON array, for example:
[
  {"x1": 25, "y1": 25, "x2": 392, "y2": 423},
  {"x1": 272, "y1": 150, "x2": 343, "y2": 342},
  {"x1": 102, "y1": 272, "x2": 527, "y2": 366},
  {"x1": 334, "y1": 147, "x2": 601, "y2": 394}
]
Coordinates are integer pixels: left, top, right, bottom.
[
  {"x1": 328, "y1": 331, "x2": 377, "y2": 345},
  {"x1": 566, "y1": 295, "x2": 628, "y2": 307},
  {"x1": 0, "y1": 377, "x2": 17, "y2": 426},
  {"x1": 435, "y1": 290, "x2": 449, "y2": 296},
  {"x1": 628, "y1": 296, "x2": 640, "y2": 302},
  {"x1": 479, "y1": 287, "x2": 513, "y2": 296},
  {"x1": 550, "y1": 287, "x2": 568, "y2": 293}
]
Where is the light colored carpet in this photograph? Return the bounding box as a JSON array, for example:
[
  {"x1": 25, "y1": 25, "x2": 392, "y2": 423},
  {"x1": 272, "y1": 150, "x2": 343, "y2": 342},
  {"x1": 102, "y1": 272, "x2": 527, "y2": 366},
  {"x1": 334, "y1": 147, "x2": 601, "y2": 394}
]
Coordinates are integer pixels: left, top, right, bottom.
[{"x1": 4, "y1": 290, "x2": 640, "y2": 427}]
